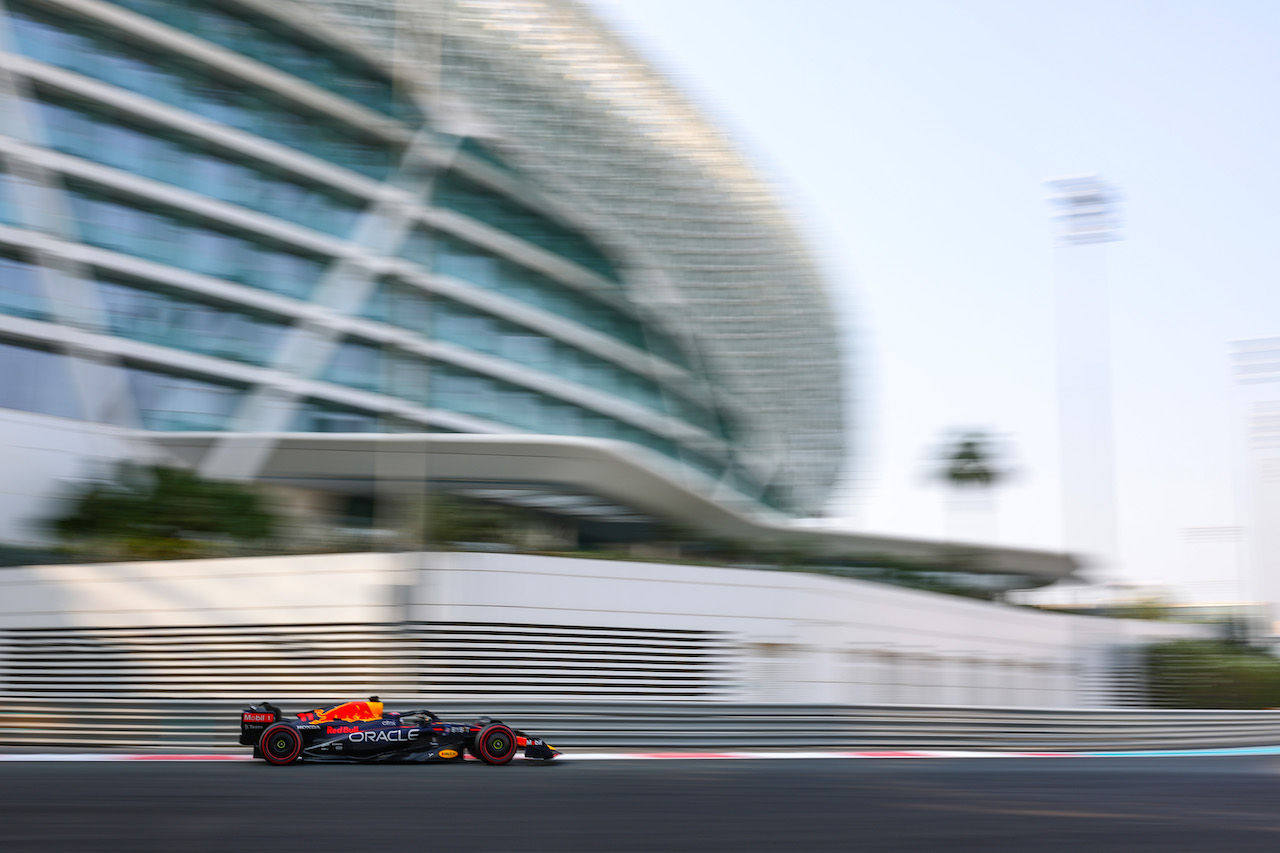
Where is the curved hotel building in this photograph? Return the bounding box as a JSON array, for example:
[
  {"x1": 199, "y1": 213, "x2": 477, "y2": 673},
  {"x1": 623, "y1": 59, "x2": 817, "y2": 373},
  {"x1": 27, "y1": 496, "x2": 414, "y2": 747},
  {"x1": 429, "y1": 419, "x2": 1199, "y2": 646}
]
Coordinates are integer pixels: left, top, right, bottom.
[{"x1": 0, "y1": 0, "x2": 1072, "y2": 587}]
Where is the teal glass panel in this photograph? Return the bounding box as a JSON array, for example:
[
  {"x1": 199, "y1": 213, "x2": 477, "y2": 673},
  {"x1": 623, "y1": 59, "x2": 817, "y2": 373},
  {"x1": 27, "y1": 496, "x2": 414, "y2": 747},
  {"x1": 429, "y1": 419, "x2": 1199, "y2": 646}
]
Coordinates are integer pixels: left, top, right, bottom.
[
  {"x1": 126, "y1": 365, "x2": 243, "y2": 430},
  {"x1": 429, "y1": 234, "x2": 660, "y2": 354},
  {"x1": 360, "y1": 282, "x2": 389, "y2": 323},
  {"x1": 399, "y1": 228, "x2": 433, "y2": 268},
  {"x1": 323, "y1": 338, "x2": 431, "y2": 407},
  {"x1": 682, "y1": 449, "x2": 729, "y2": 484},
  {"x1": 67, "y1": 188, "x2": 326, "y2": 299},
  {"x1": 433, "y1": 172, "x2": 620, "y2": 282},
  {"x1": 292, "y1": 399, "x2": 380, "y2": 432},
  {"x1": 99, "y1": 278, "x2": 286, "y2": 365},
  {"x1": 432, "y1": 296, "x2": 662, "y2": 407},
  {"x1": 185, "y1": 228, "x2": 244, "y2": 281},
  {"x1": 8, "y1": 5, "x2": 398, "y2": 179},
  {"x1": 0, "y1": 338, "x2": 80, "y2": 418},
  {"x1": 759, "y1": 482, "x2": 791, "y2": 513},
  {"x1": 0, "y1": 255, "x2": 49, "y2": 320},
  {"x1": 640, "y1": 326, "x2": 689, "y2": 370},
  {"x1": 238, "y1": 245, "x2": 324, "y2": 299},
  {"x1": 360, "y1": 280, "x2": 431, "y2": 337},
  {"x1": 387, "y1": 354, "x2": 430, "y2": 407},
  {"x1": 323, "y1": 338, "x2": 382, "y2": 392},
  {"x1": 458, "y1": 138, "x2": 515, "y2": 174},
  {"x1": 384, "y1": 252, "x2": 706, "y2": 417},
  {"x1": 430, "y1": 298, "x2": 494, "y2": 352},
  {"x1": 668, "y1": 393, "x2": 728, "y2": 439},
  {"x1": 107, "y1": 0, "x2": 414, "y2": 122},
  {"x1": 426, "y1": 361, "x2": 686, "y2": 466},
  {"x1": 0, "y1": 173, "x2": 18, "y2": 227},
  {"x1": 727, "y1": 467, "x2": 765, "y2": 502},
  {"x1": 7, "y1": 9, "x2": 88, "y2": 67},
  {"x1": 360, "y1": 279, "x2": 719, "y2": 434}
]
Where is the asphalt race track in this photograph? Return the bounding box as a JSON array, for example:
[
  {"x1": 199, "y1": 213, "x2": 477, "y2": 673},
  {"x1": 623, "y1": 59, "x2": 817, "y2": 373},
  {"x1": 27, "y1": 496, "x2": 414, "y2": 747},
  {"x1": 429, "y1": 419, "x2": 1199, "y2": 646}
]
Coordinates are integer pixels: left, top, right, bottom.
[{"x1": 5, "y1": 756, "x2": 1280, "y2": 852}]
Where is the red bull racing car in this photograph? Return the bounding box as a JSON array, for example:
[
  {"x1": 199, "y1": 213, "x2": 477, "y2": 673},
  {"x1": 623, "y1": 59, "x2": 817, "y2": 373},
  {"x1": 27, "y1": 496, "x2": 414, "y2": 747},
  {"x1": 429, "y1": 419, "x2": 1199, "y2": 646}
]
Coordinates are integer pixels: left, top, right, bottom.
[{"x1": 239, "y1": 697, "x2": 559, "y2": 765}]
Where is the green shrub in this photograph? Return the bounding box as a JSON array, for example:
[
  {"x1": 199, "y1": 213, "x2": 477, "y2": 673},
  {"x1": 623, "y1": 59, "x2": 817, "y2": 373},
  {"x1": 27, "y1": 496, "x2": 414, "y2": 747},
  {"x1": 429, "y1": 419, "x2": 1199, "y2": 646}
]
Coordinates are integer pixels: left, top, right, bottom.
[
  {"x1": 49, "y1": 464, "x2": 278, "y2": 559},
  {"x1": 1147, "y1": 640, "x2": 1280, "y2": 709}
]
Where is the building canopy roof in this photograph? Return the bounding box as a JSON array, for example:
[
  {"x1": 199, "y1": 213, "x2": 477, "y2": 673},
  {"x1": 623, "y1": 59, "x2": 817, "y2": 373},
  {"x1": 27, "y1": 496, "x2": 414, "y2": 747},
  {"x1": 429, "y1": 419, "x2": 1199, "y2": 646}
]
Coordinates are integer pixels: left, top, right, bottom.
[{"x1": 155, "y1": 432, "x2": 1077, "y2": 588}]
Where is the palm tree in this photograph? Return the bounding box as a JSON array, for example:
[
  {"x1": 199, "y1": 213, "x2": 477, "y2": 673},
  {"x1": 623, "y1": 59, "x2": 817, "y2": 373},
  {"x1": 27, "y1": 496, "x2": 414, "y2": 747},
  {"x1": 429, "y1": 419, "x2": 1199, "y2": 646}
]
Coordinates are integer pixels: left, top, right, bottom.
[{"x1": 932, "y1": 430, "x2": 1010, "y2": 543}]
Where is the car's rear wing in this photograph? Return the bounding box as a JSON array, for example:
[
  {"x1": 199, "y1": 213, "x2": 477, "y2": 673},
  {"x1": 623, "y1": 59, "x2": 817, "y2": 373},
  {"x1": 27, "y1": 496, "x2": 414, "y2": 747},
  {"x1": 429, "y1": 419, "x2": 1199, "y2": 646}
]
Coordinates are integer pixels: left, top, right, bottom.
[{"x1": 239, "y1": 702, "x2": 283, "y2": 746}]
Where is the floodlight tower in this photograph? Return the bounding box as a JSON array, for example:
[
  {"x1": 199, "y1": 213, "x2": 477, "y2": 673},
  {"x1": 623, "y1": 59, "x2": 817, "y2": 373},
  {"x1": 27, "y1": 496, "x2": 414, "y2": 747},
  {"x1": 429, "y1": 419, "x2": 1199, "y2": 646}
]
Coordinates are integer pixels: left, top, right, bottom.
[
  {"x1": 1231, "y1": 338, "x2": 1280, "y2": 630},
  {"x1": 1046, "y1": 176, "x2": 1122, "y2": 581}
]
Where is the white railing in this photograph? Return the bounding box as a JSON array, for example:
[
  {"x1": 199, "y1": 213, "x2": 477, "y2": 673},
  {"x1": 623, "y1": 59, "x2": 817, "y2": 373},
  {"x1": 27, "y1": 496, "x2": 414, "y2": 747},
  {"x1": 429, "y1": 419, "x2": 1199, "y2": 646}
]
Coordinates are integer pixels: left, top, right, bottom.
[{"x1": 3, "y1": 699, "x2": 1280, "y2": 752}]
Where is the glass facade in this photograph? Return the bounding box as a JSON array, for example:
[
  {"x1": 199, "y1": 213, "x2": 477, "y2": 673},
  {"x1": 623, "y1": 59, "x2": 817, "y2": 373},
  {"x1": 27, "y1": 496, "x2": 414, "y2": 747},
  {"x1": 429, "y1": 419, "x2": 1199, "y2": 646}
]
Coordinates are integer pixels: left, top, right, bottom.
[
  {"x1": 0, "y1": 173, "x2": 16, "y2": 226},
  {"x1": 457, "y1": 138, "x2": 514, "y2": 174},
  {"x1": 8, "y1": 4, "x2": 397, "y2": 178},
  {"x1": 0, "y1": 254, "x2": 49, "y2": 320},
  {"x1": 37, "y1": 97, "x2": 365, "y2": 237},
  {"x1": 0, "y1": 0, "x2": 770, "y2": 508},
  {"x1": 289, "y1": 399, "x2": 435, "y2": 433},
  {"x1": 291, "y1": 398, "x2": 382, "y2": 433},
  {"x1": 363, "y1": 280, "x2": 719, "y2": 433},
  {"x1": 433, "y1": 296, "x2": 656, "y2": 401},
  {"x1": 317, "y1": 329, "x2": 715, "y2": 469},
  {"x1": 0, "y1": 338, "x2": 80, "y2": 419},
  {"x1": 433, "y1": 171, "x2": 620, "y2": 281},
  {"x1": 323, "y1": 338, "x2": 430, "y2": 407},
  {"x1": 429, "y1": 231, "x2": 688, "y2": 367},
  {"x1": 360, "y1": 278, "x2": 432, "y2": 336},
  {"x1": 429, "y1": 361, "x2": 680, "y2": 459},
  {"x1": 107, "y1": 0, "x2": 414, "y2": 121},
  {"x1": 68, "y1": 187, "x2": 328, "y2": 299},
  {"x1": 126, "y1": 365, "x2": 243, "y2": 431},
  {"x1": 99, "y1": 277, "x2": 288, "y2": 365}
]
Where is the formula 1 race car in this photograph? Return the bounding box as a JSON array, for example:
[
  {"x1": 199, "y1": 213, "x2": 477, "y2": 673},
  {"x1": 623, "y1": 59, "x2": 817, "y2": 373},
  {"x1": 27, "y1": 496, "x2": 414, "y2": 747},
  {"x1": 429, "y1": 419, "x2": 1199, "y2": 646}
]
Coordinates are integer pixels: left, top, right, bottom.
[{"x1": 239, "y1": 697, "x2": 559, "y2": 765}]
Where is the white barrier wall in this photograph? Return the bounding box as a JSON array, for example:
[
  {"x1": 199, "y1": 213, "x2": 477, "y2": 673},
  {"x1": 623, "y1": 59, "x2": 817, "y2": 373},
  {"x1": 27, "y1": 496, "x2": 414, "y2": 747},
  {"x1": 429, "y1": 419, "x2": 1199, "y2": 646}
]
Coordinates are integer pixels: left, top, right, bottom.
[
  {"x1": 0, "y1": 551, "x2": 1206, "y2": 706},
  {"x1": 0, "y1": 551, "x2": 415, "y2": 628},
  {"x1": 411, "y1": 553, "x2": 1204, "y2": 707}
]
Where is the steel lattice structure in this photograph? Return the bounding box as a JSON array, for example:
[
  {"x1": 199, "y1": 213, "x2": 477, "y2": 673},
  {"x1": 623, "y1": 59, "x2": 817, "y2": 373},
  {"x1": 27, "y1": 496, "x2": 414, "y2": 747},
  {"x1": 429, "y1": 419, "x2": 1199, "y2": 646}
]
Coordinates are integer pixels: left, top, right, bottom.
[{"x1": 306, "y1": 0, "x2": 848, "y2": 515}]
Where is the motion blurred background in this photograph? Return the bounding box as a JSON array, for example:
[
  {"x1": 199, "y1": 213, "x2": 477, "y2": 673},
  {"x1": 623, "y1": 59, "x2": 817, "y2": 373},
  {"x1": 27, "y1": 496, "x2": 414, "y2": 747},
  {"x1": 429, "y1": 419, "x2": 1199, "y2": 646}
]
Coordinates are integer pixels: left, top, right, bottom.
[{"x1": 2, "y1": 0, "x2": 1280, "y2": 740}]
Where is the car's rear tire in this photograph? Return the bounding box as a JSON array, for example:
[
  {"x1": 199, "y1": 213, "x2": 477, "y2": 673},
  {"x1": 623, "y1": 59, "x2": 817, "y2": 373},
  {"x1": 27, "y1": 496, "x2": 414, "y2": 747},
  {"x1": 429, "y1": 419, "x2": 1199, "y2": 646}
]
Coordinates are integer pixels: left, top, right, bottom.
[
  {"x1": 260, "y1": 724, "x2": 302, "y2": 765},
  {"x1": 473, "y1": 723, "x2": 517, "y2": 765}
]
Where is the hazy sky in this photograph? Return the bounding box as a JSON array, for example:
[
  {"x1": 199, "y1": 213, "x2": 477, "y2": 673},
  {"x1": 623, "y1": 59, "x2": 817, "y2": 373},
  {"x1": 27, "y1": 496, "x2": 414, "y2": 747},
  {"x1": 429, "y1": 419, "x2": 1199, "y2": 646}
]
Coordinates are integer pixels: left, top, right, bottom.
[{"x1": 587, "y1": 0, "x2": 1280, "y2": 602}]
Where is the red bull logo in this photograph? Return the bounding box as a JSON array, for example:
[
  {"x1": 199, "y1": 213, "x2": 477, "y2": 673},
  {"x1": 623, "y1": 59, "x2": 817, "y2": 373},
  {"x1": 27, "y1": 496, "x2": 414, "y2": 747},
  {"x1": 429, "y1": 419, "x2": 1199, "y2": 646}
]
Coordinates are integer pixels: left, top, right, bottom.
[{"x1": 326, "y1": 725, "x2": 359, "y2": 734}]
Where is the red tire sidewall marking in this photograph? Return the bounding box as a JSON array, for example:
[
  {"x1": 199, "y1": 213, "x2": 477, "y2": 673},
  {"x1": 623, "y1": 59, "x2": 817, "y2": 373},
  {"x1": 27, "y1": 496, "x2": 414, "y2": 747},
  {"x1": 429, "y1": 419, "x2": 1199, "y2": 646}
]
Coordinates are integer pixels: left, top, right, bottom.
[
  {"x1": 478, "y1": 725, "x2": 516, "y2": 764},
  {"x1": 260, "y1": 724, "x2": 302, "y2": 765}
]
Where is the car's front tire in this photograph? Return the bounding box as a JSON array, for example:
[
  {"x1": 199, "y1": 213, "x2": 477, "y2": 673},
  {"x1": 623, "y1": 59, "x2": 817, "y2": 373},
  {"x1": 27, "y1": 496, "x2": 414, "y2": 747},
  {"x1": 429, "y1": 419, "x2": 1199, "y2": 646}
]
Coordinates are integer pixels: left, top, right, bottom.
[
  {"x1": 472, "y1": 723, "x2": 517, "y2": 765},
  {"x1": 259, "y1": 724, "x2": 302, "y2": 765}
]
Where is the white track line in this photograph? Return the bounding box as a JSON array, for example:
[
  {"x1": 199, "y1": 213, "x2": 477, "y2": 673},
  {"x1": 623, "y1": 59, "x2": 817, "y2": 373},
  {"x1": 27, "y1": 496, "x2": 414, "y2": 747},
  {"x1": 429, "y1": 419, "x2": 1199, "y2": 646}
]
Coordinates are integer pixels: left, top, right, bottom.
[
  {"x1": 0, "y1": 751, "x2": 1009, "y2": 762},
  {"x1": 4, "y1": 747, "x2": 1280, "y2": 762},
  {"x1": 557, "y1": 751, "x2": 1073, "y2": 760}
]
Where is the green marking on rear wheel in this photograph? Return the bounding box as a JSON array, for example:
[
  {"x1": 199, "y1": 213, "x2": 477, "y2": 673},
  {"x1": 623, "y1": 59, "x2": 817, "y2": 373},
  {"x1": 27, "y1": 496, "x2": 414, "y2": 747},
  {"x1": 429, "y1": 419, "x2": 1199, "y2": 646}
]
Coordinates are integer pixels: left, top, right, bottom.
[
  {"x1": 275, "y1": 739, "x2": 287, "y2": 750},
  {"x1": 492, "y1": 739, "x2": 504, "y2": 750}
]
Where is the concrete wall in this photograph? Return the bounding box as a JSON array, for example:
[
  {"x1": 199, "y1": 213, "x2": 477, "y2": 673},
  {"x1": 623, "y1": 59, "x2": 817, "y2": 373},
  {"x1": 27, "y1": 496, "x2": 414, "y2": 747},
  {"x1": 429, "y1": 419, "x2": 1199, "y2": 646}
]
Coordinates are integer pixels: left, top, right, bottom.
[
  {"x1": 0, "y1": 551, "x2": 413, "y2": 628},
  {"x1": 0, "y1": 551, "x2": 1205, "y2": 706}
]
